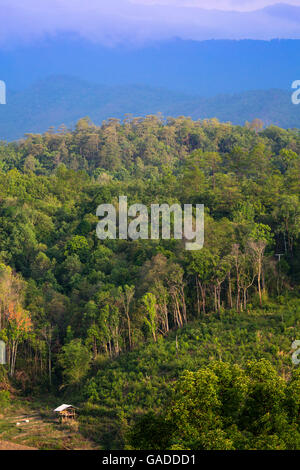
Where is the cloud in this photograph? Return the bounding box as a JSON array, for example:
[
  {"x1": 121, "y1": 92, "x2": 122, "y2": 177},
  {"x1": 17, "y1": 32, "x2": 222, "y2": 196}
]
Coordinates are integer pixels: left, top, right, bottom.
[
  {"x1": 134, "y1": 1, "x2": 300, "y2": 11},
  {"x1": 0, "y1": 0, "x2": 300, "y2": 47}
]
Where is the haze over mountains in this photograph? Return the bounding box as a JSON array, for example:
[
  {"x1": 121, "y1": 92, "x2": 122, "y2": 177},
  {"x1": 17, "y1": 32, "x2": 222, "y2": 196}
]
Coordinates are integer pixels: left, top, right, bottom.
[
  {"x1": 0, "y1": 76, "x2": 298, "y2": 141},
  {"x1": 1, "y1": 1, "x2": 300, "y2": 46},
  {"x1": 1, "y1": 37, "x2": 299, "y2": 94},
  {"x1": 0, "y1": 3, "x2": 300, "y2": 140}
]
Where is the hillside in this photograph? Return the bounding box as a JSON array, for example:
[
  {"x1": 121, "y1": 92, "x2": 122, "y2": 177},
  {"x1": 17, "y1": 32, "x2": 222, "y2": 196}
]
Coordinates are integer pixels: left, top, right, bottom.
[
  {"x1": 0, "y1": 76, "x2": 299, "y2": 141},
  {"x1": 1, "y1": 36, "x2": 300, "y2": 94},
  {"x1": 0, "y1": 116, "x2": 299, "y2": 450},
  {"x1": 0, "y1": 441, "x2": 37, "y2": 450},
  {"x1": 80, "y1": 305, "x2": 300, "y2": 449},
  {"x1": 2, "y1": 306, "x2": 300, "y2": 450}
]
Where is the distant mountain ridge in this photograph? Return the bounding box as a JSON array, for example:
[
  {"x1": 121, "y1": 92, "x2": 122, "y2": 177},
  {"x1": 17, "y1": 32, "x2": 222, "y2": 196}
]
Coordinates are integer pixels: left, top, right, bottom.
[
  {"x1": 0, "y1": 76, "x2": 298, "y2": 141},
  {"x1": 1, "y1": 2, "x2": 300, "y2": 47},
  {"x1": 1, "y1": 38, "x2": 299, "y2": 95}
]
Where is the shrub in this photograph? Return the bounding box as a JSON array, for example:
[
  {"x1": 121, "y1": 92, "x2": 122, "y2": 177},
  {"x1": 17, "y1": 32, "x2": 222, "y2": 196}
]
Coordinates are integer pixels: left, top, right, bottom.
[{"x1": 0, "y1": 390, "x2": 10, "y2": 411}]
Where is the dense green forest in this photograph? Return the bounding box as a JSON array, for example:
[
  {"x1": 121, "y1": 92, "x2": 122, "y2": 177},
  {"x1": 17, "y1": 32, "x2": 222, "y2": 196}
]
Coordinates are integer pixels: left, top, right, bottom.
[{"x1": 0, "y1": 115, "x2": 300, "y2": 449}]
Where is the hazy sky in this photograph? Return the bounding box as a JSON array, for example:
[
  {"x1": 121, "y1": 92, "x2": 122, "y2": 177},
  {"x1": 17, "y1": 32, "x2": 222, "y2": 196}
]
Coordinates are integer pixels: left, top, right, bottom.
[
  {"x1": 1, "y1": 0, "x2": 300, "y2": 46},
  {"x1": 135, "y1": 0, "x2": 300, "y2": 10}
]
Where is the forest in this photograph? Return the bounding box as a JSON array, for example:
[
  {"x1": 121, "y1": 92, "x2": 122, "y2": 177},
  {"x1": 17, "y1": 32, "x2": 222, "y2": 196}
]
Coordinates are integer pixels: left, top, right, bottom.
[{"x1": 0, "y1": 115, "x2": 300, "y2": 449}]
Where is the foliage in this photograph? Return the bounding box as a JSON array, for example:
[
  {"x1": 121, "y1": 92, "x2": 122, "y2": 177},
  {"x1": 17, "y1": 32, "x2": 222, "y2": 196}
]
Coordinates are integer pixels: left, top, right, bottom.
[
  {"x1": 0, "y1": 117, "x2": 299, "y2": 449},
  {"x1": 58, "y1": 339, "x2": 92, "y2": 388},
  {"x1": 0, "y1": 390, "x2": 10, "y2": 411},
  {"x1": 129, "y1": 360, "x2": 300, "y2": 450}
]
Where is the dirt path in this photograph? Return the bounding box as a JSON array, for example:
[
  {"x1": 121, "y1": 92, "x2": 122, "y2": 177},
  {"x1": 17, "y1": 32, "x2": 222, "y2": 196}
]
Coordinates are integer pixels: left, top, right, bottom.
[{"x1": 0, "y1": 440, "x2": 37, "y2": 450}]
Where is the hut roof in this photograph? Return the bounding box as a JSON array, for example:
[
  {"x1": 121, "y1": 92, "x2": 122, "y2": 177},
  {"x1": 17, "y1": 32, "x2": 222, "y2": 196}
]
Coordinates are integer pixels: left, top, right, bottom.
[{"x1": 54, "y1": 404, "x2": 75, "y2": 412}]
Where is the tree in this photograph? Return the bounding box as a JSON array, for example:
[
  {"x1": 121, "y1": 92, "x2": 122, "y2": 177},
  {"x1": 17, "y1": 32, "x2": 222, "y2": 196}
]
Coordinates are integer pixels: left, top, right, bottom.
[
  {"x1": 6, "y1": 303, "x2": 32, "y2": 377},
  {"x1": 40, "y1": 323, "x2": 54, "y2": 386},
  {"x1": 0, "y1": 264, "x2": 30, "y2": 376},
  {"x1": 119, "y1": 285, "x2": 135, "y2": 350},
  {"x1": 129, "y1": 361, "x2": 300, "y2": 450},
  {"x1": 273, "y1": 195, "x2": 300, "y2": 254},
  {"x1": 58, "y1": 339, "x2": 91, "y2": 388},
  {"x1": 249, "y1": 118, "x2": 264, "y2": 133},
  {"x1": 188, "y1": 249, "x2": 215, "y2": 315},
  {"x1": 248, "y1": 223, "x2": 272, "y2": 305},
  {"x1": 142, "y1": 293, "x2": 158, "y2": 342},
  {"x1": 0, "y1": 264, "x2": 24, "y2": 330}
]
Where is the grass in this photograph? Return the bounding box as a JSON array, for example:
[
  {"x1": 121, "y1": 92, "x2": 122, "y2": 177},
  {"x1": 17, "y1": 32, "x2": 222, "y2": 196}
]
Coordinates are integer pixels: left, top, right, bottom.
[{"x1": 0, "y1": 398, "x2": 99, "y2": 450}]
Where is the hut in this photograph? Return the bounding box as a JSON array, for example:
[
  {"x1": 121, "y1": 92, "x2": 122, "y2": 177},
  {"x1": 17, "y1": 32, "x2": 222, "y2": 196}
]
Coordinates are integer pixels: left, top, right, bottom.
[
  {"x1": 0, "y1": 340, "x2": 6, "y2": 365},
  {"x1": 54, "y1": 404, "x2": 76, "y2": 423}
]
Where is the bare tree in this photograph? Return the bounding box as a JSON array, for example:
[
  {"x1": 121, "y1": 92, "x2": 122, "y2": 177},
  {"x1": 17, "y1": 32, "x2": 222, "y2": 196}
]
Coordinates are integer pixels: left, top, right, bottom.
[
  {"x1": 41, "y1": 324, "x2": 54, "y2": 386},
  {"x1": 248, "y1": 240, "x2": 267, "y2": 306}
]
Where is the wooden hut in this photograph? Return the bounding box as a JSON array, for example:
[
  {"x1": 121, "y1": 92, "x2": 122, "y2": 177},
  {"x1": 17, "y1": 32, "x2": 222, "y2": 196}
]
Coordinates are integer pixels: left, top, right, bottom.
[{"x1": 54, "y1": 404, "x2": 76, "y2": 423}]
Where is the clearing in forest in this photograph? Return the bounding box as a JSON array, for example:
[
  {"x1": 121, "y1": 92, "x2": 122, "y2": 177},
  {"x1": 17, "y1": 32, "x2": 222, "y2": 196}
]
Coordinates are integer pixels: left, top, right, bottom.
[{"x1": 0, "y1": 401, "x2": 98, "y2": 450}]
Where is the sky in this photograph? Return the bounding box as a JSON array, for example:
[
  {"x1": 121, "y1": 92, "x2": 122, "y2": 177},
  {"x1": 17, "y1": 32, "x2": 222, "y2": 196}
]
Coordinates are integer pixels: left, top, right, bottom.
[
  {"x1": 135, "y1": 0, "x2": 300, "y2": 10},
  {"x1": 0, "y1": 0, "x2": 300, "y2": 47}
]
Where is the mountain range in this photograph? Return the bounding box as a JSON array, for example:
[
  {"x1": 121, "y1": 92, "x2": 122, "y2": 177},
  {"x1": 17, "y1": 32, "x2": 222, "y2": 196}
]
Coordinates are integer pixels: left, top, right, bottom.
[
  {"x1": 1, "y1": 37, "x2": 299, "y2": 95},
  {"x1": 0, "y1": 76, "x2": 298, "y2": 141}
]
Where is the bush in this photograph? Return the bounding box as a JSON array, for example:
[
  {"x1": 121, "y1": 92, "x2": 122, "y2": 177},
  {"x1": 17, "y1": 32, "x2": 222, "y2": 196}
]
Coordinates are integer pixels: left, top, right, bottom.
[{"x1": 0, "y1": 390, "x2": 10, "y2": 411}]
